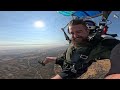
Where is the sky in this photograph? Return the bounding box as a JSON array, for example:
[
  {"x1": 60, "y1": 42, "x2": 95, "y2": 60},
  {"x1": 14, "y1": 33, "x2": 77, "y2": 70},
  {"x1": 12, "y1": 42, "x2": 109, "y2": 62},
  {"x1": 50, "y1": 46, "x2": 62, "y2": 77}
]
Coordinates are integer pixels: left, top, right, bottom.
[{"x1": 0, "y1": 11, "x2": 120, "y2": 49}]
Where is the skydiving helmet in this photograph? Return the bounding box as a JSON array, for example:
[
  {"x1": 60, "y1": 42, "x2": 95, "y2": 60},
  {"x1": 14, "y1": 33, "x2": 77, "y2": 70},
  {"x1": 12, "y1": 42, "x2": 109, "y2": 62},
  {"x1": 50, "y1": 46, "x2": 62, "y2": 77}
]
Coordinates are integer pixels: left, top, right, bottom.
[
  {"x1": 84, "y1": 19, "x2": 99, "y2": 41},
  {"x1": 84, "y1": 19, "x2": 96, "y2": 33}
]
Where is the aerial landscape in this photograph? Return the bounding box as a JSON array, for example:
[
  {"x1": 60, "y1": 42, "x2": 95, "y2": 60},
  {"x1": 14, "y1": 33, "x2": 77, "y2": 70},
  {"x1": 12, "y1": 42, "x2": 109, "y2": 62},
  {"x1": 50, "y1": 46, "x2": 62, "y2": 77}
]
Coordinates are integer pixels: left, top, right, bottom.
[{"x1": 0, "y1": 46, "x2": 67, "y2": 79}]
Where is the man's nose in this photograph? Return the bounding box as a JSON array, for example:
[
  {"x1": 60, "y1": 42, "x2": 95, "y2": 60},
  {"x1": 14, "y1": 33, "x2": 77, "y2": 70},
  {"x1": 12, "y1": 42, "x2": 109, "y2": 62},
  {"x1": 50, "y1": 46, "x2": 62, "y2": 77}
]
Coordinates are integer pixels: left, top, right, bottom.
[
  {"x1": 73, "y1": 33, "x2": 79, "y2": 38},
  {"x1": 71, "y1": 34, "x2": 75, "y2": 39}
]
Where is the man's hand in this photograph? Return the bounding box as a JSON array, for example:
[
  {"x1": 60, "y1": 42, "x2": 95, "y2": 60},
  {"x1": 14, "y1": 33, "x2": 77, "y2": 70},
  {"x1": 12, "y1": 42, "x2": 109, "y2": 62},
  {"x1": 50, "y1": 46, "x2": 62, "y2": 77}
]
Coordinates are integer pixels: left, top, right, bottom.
[
  {"x1": 43, "y1": 57, "x2": 57, "y2": 64},
  {"x1": 105, "y1": 74, "x2": 120, "y2": 79},
  {"x1": 51, "y1": 74, "x2": 62, "y2": 79}
]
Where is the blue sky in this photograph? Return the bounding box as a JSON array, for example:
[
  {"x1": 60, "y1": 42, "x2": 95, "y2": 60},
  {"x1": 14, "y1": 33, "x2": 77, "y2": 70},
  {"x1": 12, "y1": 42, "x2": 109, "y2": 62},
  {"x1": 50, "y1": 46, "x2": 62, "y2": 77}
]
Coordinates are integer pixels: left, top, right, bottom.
[{"x1": 0, "y1": 11, "x2": 120, "y2": 49}]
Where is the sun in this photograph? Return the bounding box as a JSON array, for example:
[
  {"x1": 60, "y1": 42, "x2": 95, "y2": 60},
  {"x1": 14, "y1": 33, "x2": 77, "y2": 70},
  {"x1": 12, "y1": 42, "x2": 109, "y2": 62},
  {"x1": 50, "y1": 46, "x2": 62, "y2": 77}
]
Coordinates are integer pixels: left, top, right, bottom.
[{"x1": 34, "y1": 20, "x2": 45, "y2": 28}]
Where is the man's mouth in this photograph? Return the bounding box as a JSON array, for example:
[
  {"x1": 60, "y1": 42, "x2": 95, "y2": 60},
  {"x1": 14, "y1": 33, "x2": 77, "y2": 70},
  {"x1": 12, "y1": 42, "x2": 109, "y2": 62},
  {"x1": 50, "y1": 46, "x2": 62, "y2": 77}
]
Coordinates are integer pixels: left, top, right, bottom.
[{"x1": 74, "y1": 37, "x2": 83, "y2": 40}]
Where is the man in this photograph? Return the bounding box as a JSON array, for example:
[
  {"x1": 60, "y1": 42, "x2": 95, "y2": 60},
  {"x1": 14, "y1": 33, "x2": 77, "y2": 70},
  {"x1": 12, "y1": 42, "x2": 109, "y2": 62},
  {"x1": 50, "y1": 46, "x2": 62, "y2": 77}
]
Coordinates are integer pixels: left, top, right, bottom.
[
  {"x1": 105, "y1": 43, "x2": 120, "y2": 79},
  {"x1": 42, "y1": 19, "x2": 120, "y2": 79}
]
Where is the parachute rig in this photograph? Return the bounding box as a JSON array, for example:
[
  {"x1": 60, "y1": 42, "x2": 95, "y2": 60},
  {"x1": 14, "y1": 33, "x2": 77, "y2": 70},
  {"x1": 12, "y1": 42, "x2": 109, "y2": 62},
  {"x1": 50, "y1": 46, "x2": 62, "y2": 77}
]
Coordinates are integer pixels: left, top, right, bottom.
[{"x1": 59, "y1": 11, "x2": 118, "y2": 44}]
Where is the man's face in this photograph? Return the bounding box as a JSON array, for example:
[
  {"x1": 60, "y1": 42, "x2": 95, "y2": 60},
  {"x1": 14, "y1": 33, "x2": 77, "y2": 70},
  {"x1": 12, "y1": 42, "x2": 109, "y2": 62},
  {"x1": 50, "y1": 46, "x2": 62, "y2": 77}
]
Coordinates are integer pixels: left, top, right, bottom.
[{"x1": 69, "y1": 24, "x2": 89, "y2": 46}]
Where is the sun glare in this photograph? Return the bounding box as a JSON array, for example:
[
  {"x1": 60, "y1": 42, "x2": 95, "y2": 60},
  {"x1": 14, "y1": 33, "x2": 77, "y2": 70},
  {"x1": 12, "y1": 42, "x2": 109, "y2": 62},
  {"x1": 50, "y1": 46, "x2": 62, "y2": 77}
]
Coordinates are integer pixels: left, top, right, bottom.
[{"x1": 34, "y1": 20, "x2": 45, "y2": 28}]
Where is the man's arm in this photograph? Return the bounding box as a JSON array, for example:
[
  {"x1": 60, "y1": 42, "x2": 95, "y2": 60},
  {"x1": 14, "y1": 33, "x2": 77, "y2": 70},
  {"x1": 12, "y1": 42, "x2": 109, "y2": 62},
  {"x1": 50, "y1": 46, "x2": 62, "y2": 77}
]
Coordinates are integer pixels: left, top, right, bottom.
[
  {"x1": 43, "y1": 57, "x2": 57, "y2": 64},
  {"x1": 105, "y1": 43, "x2": 120, "y2": 79},
  {"x1": 55, "y1": 51, "x2": 66, "y2": 66},
  {"x1": 42, "y1": 50, "x2": 67, "y2": 66}
]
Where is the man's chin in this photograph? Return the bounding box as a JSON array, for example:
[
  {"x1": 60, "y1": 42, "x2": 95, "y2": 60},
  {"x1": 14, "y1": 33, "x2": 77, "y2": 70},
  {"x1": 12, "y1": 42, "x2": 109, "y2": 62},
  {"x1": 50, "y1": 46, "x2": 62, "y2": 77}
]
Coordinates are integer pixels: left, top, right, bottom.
[
  {"x1": 73, "y1": 39, "x2": 82, "y2": 43},
  {"x1": 72, "y1": 41, "x2": 82, "y2": 47}
]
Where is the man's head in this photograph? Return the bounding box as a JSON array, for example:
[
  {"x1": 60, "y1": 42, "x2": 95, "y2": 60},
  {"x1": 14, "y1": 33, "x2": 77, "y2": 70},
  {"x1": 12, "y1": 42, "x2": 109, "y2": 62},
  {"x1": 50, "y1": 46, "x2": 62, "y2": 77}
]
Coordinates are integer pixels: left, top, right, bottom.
[{"x1": 68, "y1": 19, "x2": 90, "y2": 46}]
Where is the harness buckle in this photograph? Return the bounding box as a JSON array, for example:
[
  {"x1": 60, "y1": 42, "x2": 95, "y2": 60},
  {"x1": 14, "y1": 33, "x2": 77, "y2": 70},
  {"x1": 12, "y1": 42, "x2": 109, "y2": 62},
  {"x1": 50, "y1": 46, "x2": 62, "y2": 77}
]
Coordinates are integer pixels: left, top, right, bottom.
[
  {"x1": 71, "y1": 64, "x2": 77, "y2": 73},
  {"x1": 80, "y1": 54, "x2": 88, "y2": 60}
]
